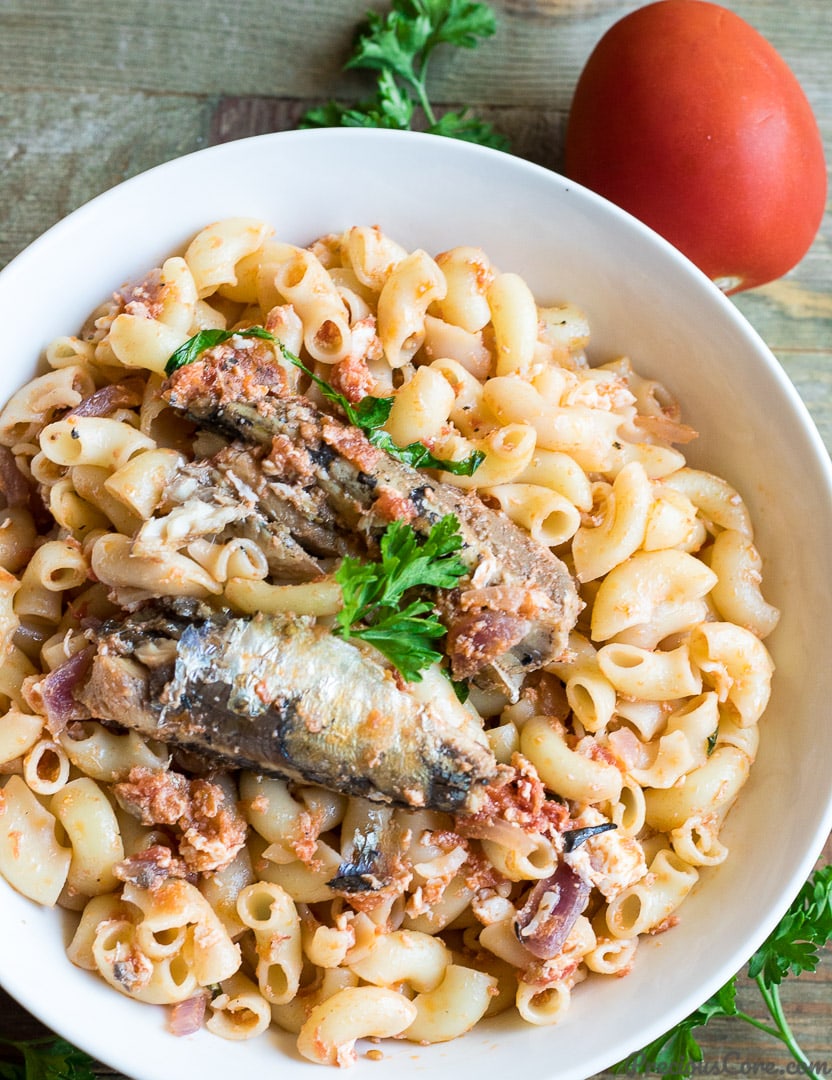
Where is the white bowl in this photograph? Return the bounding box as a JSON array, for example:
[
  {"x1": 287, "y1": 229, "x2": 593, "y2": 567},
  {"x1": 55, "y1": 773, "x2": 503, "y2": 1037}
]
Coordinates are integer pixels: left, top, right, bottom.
[{"x1": 0, "y1": 128, "x2": 830, "y2": 1080}]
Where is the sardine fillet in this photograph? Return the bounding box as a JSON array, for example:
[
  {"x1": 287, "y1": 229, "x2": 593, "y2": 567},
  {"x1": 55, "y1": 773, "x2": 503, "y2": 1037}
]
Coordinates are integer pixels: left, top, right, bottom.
[
  {"x1": 78, "y1": 611, "x2": 497, "y2": 813},
  {"x1": 164, "y1": 353, "x2": 583, "y2": 694}
]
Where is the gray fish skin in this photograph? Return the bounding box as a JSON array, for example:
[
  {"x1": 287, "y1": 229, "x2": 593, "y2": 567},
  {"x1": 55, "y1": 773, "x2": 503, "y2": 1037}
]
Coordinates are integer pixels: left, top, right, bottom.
[
  {"x1": 164, "y1": 352, "x2": 582, "y2": 696},
  {"x1": 78, "y1": 609, "x2": 497, "y2": 813}
]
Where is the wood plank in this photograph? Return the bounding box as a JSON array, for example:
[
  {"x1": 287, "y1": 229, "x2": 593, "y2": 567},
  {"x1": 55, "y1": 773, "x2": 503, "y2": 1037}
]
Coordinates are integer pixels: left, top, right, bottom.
[
  {"x1": 1, "y1": 0, "x2": 829, "y2": 108},
  {"x1": 208, "y1": 96, "x2": 568, "y2": 170},
  {"x1": 735, "y1": 281, "x2": 832, "y2": 357},
  {"x1": 777, "y1": 351, "x2": 832, "y2": 449},
  {"x1": 0, "y1": 92, "x2": 213, "y2": 269},
  {"x1": 0, "y1": 0, "x2": 369, "y2": 98}
]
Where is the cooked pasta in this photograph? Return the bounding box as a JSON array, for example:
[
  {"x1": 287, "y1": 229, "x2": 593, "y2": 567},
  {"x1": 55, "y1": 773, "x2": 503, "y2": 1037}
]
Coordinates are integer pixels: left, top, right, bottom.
[{"x1": 0, "y1": 221, "x2": 778, "y2": 1066}]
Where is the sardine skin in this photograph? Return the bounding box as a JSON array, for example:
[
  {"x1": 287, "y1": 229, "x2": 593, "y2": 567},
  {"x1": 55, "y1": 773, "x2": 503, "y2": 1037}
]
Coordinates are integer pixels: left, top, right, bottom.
[{"x1": 79, "y1": 610, "x2": 497, "y2": 813}]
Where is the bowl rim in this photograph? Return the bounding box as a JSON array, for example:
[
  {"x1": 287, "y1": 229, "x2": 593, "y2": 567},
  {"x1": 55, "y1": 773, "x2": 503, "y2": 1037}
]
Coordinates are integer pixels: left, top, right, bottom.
[{"x1": 0, "y1": 126, "x2": 831, "y2": 1080}]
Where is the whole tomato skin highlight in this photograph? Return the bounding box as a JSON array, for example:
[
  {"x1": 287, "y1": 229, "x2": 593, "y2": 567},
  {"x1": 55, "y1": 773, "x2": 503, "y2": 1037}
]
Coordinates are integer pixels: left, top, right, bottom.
[{"x1": 563, "y1": 0, "x2": 827, "y2": 294}]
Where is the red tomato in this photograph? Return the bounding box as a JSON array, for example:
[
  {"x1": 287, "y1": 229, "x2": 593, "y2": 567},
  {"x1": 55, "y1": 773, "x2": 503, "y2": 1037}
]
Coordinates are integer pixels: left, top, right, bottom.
[{"x1": 563, "y1": 0, "x2": 827, "y2": 293}]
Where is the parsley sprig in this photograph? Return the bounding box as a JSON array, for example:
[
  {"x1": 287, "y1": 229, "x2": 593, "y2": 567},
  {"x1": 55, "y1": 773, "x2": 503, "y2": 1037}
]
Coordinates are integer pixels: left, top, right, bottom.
[
  {"x1": 285, "y1": 347, "x2": 483, "y2": 476},
  {"x1": 334, "y1": 514, "x2": 467, "y2": 682},
  {"x1": 165, "y1": 329, "x2": 483, "y2": 476},
  {"x1": 300, "y1": 0, "x2": 509, "y2": 151},
  {"x1": 0, "y1": 1036, "x2": 97, "y2": 1080},
  {"x1": 615, "y1": 864, "x2": 832, "y2": 1079}
]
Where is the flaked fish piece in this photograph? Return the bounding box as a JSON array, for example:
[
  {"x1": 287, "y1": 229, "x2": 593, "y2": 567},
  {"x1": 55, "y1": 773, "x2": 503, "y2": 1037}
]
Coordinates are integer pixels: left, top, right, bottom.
[
  {"x1": 136, "y1": 453, "x2": 323, "y2": 582},
  {"x1": 137, "y1": 444, "x2": 357, "y2": 581},
  {"x1": 213, "y1": 443, "x2": 357, "y2": 563},
  {"x1": 77, "y1": 608, "x2": 497, "y2": 813},
  {"x1": 164, "y1": 351, "x2": 582, "y2": 697}
]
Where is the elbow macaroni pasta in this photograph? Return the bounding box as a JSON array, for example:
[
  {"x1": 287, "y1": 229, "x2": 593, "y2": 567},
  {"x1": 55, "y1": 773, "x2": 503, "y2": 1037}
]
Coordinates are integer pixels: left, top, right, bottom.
[{"x1": 0, "y1": 220, "x2": 779, "y2": 1065}]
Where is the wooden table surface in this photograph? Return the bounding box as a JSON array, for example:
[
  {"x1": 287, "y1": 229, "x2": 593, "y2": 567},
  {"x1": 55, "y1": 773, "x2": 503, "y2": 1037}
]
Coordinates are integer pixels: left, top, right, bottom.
[{"x1": 1, "y1": 0, "x2": 830, "y2": 1075}]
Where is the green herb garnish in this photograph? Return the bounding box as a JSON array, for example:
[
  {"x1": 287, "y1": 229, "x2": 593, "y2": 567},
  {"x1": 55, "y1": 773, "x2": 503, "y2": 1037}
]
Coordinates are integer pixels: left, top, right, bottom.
[
  {"x1": 300, "y1": 0, "x2": 509, "y2": 151},
  {"x1": 615, "y1": 863, "x2": 832, "y2": 1079},
  {"x1": 283, "y1": 347, "x2": 484, "y2": 476},
  {"x1": 451, "y1": 677, "x2": 470, "y2": 703},
  {"x1": 164, "y1": 329, "x2": 483, "y2": 476},
  {"x1": 164, "y1": 327, "x2": 275, "y2": 376},
  {"x1": 334, "y1": 514, "x2": 467, "y2": 682},
  {"x1": 0, "y1": 1036, "x2": 97, "y2": 1080}
]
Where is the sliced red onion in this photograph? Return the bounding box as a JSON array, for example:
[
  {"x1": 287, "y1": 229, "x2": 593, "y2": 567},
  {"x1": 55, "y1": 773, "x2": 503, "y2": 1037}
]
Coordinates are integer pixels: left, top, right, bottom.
[
  {"x1": 0, "y1": 446, "x2": 31, "y2": 508},
  {"x1": 0, "y1": 445, "x2": 55, "y2": 532},
  {"x1": 445, "y1": 609, "x2": 529, "y2": 680},
  {"x1": 514, "y1": 861, "x2": 591, "y2": 960},
  {"x1": 37, "y1": 646, "x2": 94, "y2": 734},
  {"x1": 69, "y1": 378, "x2": 144, "y2": 418},
  {"x1": 168, "y1": 991, "x2": 208, "y2": 1036}
]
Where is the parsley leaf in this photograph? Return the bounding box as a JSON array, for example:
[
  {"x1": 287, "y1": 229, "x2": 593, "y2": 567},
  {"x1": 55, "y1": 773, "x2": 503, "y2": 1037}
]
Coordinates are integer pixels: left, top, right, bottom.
[
  {"x1": 304, "y1": 71, "x2": 415, "y2": 130},
  {"x1": 430, "y1": 109, "x2": 509, "y2": 150},
  {"x1": 348, "y1": 601, "x2": 448, "y2": 680},
  {"x1": 347, "y1": 7, "x2": 433, "y2": 90},
  {"x1": 300, "y1": 0, "x2": 508, "y2": 151},
  {"x1": 334, "y1": 515, "x2": 467, "y2": 682},
  {"x1": 375, "y1": 512, "x2": 467, "y2": 598},
  {"x1": 617, "y1": 865, "x2": 832, "y2": 1080},
  {"x1": 364, "y1": 427, "x2": 484, "y2": 475},
  {"x1": 748, "y1": 864, "x2": 832, "y2": 985},
  {"x1": 421, "y1": 0, "x2": 497, "y2": 49},
  {"x1": 373, "y1": 68, "x2": 418, "y2": 128},
  {"x1": 0, "y1": 1038, "x2": 97, "y2": 1080}
]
